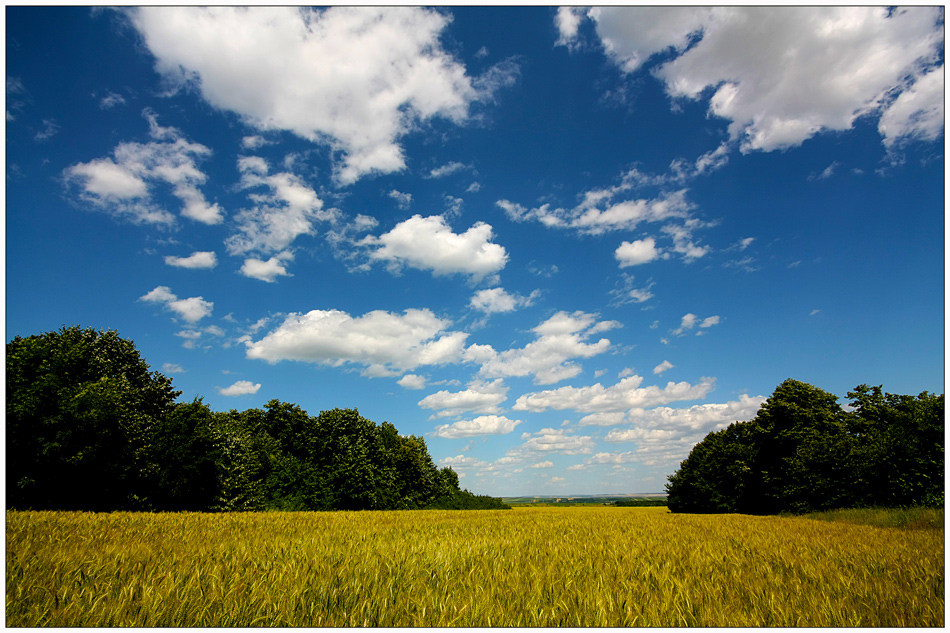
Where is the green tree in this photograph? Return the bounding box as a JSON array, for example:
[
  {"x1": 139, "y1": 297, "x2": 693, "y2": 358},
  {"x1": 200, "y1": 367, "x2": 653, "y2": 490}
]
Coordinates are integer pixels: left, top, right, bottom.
[{"x1": 7, "y1": 326, "x2": 179, "y2": 510}]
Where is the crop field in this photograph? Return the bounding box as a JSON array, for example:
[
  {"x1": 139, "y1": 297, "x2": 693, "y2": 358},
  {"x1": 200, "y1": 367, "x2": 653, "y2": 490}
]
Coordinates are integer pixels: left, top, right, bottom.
[{"x1": 6, "y1": 507, "x2": 943, "y2": 627}]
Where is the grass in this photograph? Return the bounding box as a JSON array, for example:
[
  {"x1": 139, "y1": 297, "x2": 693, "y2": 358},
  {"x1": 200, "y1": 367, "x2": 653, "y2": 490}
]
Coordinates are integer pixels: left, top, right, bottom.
[
  {"x1": 6, "y1": 507, "x2": 944, "y2": 627},
  {"x1": 801, "y1": 506, "x2": 944, "y2": 530}
]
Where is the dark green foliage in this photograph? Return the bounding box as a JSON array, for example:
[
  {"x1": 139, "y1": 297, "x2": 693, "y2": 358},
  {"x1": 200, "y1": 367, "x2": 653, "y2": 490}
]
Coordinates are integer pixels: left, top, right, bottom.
[
  {"x1": 666, "y1": 379, "x2": 945, "y2": 515},
  {"x1": 426, "y1": 490, "x2": 511, "y2": 510},
  {"x1": 6, "y1": 326, "x2": 473, "y2": 513},
  {"x1": 6, "y1": 326, "x2": 179, "y2": 510},
  {"x1": 611, "y1": 498, "x2": 667, "y2": 507}
]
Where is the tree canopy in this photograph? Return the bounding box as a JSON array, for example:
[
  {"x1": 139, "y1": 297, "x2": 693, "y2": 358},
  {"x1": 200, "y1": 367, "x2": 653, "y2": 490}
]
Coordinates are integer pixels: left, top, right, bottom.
[
  {"x1": 666, "y1": 379, "x2": 944, "y2": 514},
  {"x1": 7, "y1": 326, "x2": 507, "y2": 512}
]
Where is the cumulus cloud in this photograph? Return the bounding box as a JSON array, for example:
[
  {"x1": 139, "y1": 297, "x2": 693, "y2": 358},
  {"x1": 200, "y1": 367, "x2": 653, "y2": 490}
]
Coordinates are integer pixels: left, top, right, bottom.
[
  {"x1": 530, "y1": 460, "x2": 554, "y2": 469},
  {"x1": 99, "y1": 91, "x2": 126, "y2": 110},
  {"x1": 162, "y1": 363, "x2": 185, "y2": 374},
  {"x1": 879, "y1": 66, "x2": 945, "y2": 149},
  {"x1": 615, "y1": 237, "x2": 661, "y2": 267},
  {"x1": 240, "y1": 251, "x2": 294, "y2": 283},
  {"x1": 474, "y1": 311, "x2": 620, "y2": 385},
  {"x1": 227, "y1": 157, "x2": 335, "y2": 258},
  {"x1": 246, "y1": 307, "x2": 468, "y2": 377},
  {"x1": 671, "y1": 313, "x2": 720, "y2": 336},
  {"x1": 418, "y1": 379, "x2": 508, "y2": 419},
  {"x1": 362, "y1": 214, "x2": 508, "y2": 282},
  {"x1": 518, "y1": 427, "x2": 595, "y2": 455},
  {"x1": 431, "y1": 414, "x2": 523, "y2": 438},
  {"x1": 427, "y1": 161, "x2": 470, "y2": 178},
  {"x1": 139, "y1": 285, "x2": 213, "y2": 323},
  {"x1": 64, "y1": 110, "x2": 222, "y2": 225},
  {"x1": 469, "y1": 287, "x2": 539, "y2": 315},
  {"x1": 218, "y1": 380, "x2": 262, "y2": 396},
  {"x1": 653, "y1": 360, "x2": 674, "y2": 375},
  {"x1": 165, "y1": 251, "x2": 217, "y2": 269},
  {"x1": 388, "y1": 189, "x2": 413, "y2": 209},
  {"x1": 513, "y1": 374, "x2": 716, "y2": 413},
  {"x1": 397, "y1": 374, "x2": 427, "y2": 390},
  {"x1": 572, "y1": 6, "x2": 944, "y2": 153},
  {"x1": 128, "y1": 7, "x2": 517, "y2": 184},
  {"x1": 607, "y1": 394, "x2": 766, "y2": 438}
]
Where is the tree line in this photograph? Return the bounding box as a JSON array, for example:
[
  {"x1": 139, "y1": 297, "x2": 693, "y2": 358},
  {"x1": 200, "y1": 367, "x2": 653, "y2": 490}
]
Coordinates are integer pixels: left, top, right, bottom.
[
  {"x1": 6, "y1": 326, "x2": 508, "y2": 512},
  {"x1": 666, "y1": 378, "x2": 944, "y2": 514}
]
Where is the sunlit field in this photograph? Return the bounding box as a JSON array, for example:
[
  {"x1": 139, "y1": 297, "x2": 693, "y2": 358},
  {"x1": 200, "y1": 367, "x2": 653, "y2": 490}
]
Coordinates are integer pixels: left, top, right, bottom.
[{"x1": 6, "y1": 507, "x2": 943, "y2": 627}]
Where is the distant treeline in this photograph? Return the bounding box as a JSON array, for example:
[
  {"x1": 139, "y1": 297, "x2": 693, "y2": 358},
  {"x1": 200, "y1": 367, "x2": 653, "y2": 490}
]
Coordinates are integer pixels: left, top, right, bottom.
[
  {"x1": 611, "y1": 497, "x2": 668, "y2": 507},
  {"x1": 6, "y1": 326, "x2": 509, "y2": 512},
  {"x1": 667, "y1": 379, "x2": 944, "y2": 515}
]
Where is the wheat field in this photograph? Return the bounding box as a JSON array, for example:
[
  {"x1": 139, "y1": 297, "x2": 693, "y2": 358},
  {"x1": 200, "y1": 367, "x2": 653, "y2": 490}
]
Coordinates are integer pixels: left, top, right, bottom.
[{"x1": 6, "y1": 507, "x2": 943, "y2": 627}]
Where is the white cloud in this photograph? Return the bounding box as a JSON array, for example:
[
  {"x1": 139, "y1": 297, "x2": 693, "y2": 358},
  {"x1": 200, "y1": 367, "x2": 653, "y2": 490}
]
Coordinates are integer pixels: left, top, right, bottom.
[
  {"x1": 879, "y1": 66, "x2": 945, "y2": 149},
  {"x1": 164, "y1": 251, "x2": 217, "y2": 269},
  {"x1": 671, "y1": 313, "x2": 720, "y2": 336},
  {"x1": 218, "y1": 380, "x2": 262, "y2": 396},
  {"x1": 475, "y1": 311, "x2": 620, "y2": 385},
  {"x1": 129, "y1": 7, "x2": 516, "y2": 184},
  {"x1": 397, "y1": 374, "x2": 427, "y2": 390},
  {"x1": 428, "y1": 161, "x2": 470, "y2": 178},
  {"x1": 653, "y1": 360, "x2": 674, "y2": 375},
  {"x1": 615, "y1": 237, "x2": 661, "y2": 267},
  {"x1": 34, "y1": 118, "x2": 60, "y2": 141},
  {"x1": 418, "y1": 379, "x2": 508, "y2": 419},
  {"x1": 513, "y1": 374, "x2": 716, "y2": 413},
  {"x1": 607, "y1": 394, "x2": 766, "y2": 438},
  {"x1": 388, "y1": 189, "x2": 412, "y2": 209},
  {"x1": 162, "y1": 363, "x2": 186, "y2": 374},
  {"x1": 241, "y1": 135, "x2": 268, "y2": 150},
  {"x1": 140, "y1": 285, "x2": 178, "y2": 303},
  {"x1": 363, "y1": 214, "x2": 508, "y2": 282},
  {"x1": 99, "y1": 91, "x2": 126, "y2": 109},
  {"x1": 518, "y1": 427, "x2": 595, "y2": 455},
  {"x1": 246, "y1": 307, "x2": 468, "y2": 377},
  {"x1": 469, "y1": 287, "x2": 538, "y2": 315},
  {"x1": 582, "y1": 7, "x2": 944, "y2": 152},
  {"x1": 555, "y1": 7, "x2": 586, "y2": 48},
  {"x1": 166, "y1": 297, "x2": 214, "y2": 323},
  {"x1": 240, "y1": 251, "x2": 294, "y2": 283},
  {"x1": 530, "y1": 460, "x2": 554, "y2": 469},
  {"x1": 64, "y1": 110, "x2": 221, "y2": 225},
  {"x1": 431, "y1": 414, "x2": 523, "y2": 438},
  {"x1": 227, "y1": 158, "x2": 334, "y2": 257}
]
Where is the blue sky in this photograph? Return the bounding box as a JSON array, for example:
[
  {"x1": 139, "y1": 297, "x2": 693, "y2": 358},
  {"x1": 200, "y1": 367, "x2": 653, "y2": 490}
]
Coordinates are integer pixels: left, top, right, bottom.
[{"x1": 5, "y1": 7, "x2": 944, "y2": 496}]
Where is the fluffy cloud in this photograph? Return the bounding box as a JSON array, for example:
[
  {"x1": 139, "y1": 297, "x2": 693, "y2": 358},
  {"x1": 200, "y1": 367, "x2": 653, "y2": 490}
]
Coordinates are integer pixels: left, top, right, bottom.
[
  {"x1": 363, "y1": 214, "x2": 508, "y2": 282},
  {"x1": 513, "y1": 374, "x2": 716, "y2": 413},
  {"x1": 572, "y1": 7, "x2": 944, "y2": 152},
  {"x1": 165, "y1": 251, "x2": 217, "y2": 269},
  {"x1": 427, "y1": 161, "x2": 470, "y2": 178},
  {"x1": 671, "y1": 313, "x2": 720, "y2": 336},
  {"x1": 64, "y1": 110, "x2": 221, "y2": 225},
  {"x1": 878, "y1": 66, "x2": 945, "y2": 149},
  {"x1": 240, "y1": 251, "x2": 294, "y2": 283},
  {"x1": 128, "y1": 7, "x2": 516, "y2": 184},
  {"x1": 246, "y1": 308, "x2": 469, "y2": 377},
  {"x1": 218, "y1": 380, "x2": 262, "y2": 396},
  {"x1": 606, "y1": 394, "x2": 766, "y2": 438},
  {"x1": 518, "y1": 427, "x2": 595, "y2": 455},
  {"x1": 139, "y1": 285, "x2": 213, "y2": 323},
  {"x1": 469, "y1": 287, "x2": 539, "y2": 315},
  {"x1": 397, "y1": 374, "x2": 427, "y2": 390},
  {"x1": 226, "y1": 157, "x2": 335, "y2": 257},
  {"x1": 530, "y1": 460, "x2": 554, "y2": 469},
  {"x1": 653, "y1": 360, "x2": 674, "y2": 375},
  {"x1": 615, "y1": 237, "x2": 661, "y2": 267},
  {"x1": 418, "y1": 379, "x2": 508, "y2": 419},
  {"x1": 475, "y1": 311, "x2": 620, "y2": 385},
  {"x1": 498, "y1": 188, "x2": 694, "y2": 237},
  {"x1": 431, "y1": 414, "x2": 523, "y2": 438}
]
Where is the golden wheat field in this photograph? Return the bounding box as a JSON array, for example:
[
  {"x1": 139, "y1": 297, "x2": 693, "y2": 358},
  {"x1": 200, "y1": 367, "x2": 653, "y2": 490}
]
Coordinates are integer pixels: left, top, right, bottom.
[{"x1": 5, "y1": 506, "x2": 944, "y2": 627}]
